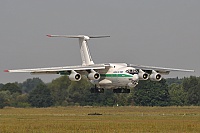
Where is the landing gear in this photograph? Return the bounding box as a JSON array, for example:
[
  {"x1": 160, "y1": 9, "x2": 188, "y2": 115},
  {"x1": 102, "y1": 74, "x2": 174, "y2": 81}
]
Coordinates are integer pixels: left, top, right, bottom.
[
  {"x1": 90, "y1": 87, "x2": 104, "y2": 93},
  {"x1": 113, "y1": 88, "x2": 130, "y2": 93},
  {"x1": 90, "y1": 85, "x2": 130, "y2": 93}
]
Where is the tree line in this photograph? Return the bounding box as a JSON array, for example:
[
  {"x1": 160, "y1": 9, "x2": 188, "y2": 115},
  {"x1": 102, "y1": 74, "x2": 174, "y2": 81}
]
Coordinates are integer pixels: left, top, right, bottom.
[{"x1": 0, "y1": 76, "x2": 200, "y2": 108}]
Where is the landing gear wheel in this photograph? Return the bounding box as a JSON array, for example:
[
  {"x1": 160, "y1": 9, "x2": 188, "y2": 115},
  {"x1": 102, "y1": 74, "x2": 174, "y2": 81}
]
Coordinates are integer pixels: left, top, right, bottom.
[
  {"x1": 113, "y1": 88, "x2": 130, "y2": 93},
  {"x1": 90, "y1": 87, "x2": 104, "y2": 93}
]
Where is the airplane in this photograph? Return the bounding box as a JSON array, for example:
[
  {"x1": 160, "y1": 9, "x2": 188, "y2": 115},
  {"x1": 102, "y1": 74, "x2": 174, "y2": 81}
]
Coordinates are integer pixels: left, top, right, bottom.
[{"x1": 4, "y1": 35, "x2": 194, "y2": 93}]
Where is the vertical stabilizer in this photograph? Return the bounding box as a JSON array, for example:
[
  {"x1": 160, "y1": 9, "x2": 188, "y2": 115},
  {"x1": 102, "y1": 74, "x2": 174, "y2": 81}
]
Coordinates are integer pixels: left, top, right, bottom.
[
  {"x1": 47, "y1": 35, "x2": 110, "y2": 66},
  {"x1": 79, "y1": 37, "x2": 94, "y2": 66}
]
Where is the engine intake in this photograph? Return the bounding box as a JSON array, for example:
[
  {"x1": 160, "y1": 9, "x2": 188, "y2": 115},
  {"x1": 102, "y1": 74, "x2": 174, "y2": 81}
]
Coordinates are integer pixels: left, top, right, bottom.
[
  {"x1": 88, "y1": 70, "x2": 100, "y2": 80},
  {"x1": 69, "y1": 71, "x2": 81, "y2": 81},
  {"x1": 150, "y1": 70, "x2": 162, "y2": 81},
  {"x1": 138, "y1": 69, "x2": 149, "y2": 80}
]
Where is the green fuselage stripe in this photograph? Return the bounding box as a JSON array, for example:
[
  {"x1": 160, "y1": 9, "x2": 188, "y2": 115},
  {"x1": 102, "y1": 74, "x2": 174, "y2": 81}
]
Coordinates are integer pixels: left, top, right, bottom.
[
  {"x1": 100, "y1": 74, "x2": 132, "y2": 78},
  {"x1": 59, "y1": 71, "x2": 133, "y2": 78}
]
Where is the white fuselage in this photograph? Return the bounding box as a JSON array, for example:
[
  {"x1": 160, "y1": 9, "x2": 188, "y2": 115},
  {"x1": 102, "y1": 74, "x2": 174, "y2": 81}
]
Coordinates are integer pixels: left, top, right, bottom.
[{"x1": 91, "y1": 63, "x2": 139, "y2": 89}]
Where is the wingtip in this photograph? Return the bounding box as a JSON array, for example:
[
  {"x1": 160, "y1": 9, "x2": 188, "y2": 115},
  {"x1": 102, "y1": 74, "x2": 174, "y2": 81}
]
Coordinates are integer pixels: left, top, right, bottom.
[
  {"x1": 4, "y1": 69, "x2": 9, "y2": 72},
  {"x1": 46, "y1": 34, "x2": 52, "y2": 37}
]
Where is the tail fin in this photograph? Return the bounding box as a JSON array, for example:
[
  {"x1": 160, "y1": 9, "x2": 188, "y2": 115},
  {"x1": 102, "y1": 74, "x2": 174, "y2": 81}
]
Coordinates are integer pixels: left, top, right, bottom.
[{"x1": 47, "y1": 35, "x2": 110, "y2": 66}]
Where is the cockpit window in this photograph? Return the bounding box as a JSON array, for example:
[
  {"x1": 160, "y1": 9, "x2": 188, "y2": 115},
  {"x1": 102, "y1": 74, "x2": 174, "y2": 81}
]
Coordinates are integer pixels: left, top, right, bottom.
[{"x1": 126, "y1": 69, "x2": 138, "y2": 75}]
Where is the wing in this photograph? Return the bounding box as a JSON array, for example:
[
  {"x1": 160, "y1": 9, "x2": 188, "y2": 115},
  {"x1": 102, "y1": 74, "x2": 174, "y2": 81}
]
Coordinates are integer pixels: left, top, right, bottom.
[
  {"x1": 128, "y1": 64, "x2": 194, "y2": 74},
  {"x1": 4, "y1": 64, "x2": 106, "y2": 74}
]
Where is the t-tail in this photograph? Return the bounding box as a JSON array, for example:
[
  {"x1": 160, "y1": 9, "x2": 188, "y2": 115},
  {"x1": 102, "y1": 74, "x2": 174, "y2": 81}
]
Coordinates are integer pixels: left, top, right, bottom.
[{"x1": 47, "y1": 35, "x2": 110, "y2": 66}]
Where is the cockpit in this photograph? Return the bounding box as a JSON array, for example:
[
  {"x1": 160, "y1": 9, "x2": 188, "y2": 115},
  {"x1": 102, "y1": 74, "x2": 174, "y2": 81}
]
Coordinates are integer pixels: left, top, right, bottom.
[{"x1": 125, "y1": 69, "x2": 138, "y2": 75}]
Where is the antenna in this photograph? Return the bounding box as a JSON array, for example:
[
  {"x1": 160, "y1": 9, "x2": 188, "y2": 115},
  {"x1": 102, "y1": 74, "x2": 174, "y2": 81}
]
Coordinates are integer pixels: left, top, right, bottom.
[{"x1": 47, "y1": 35, "x2": 110, "y2": 66}]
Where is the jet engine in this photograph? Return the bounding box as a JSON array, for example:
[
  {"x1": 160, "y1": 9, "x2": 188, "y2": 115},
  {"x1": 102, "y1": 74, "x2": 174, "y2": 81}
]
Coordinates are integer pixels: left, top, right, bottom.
[
  {"x1": 69, "y1": 71, "x2": 81, "y2": 81},
  {"x1": 150, "y1": 70, "x2": 162, "y2": 81},
  {"x1": 138, "y1": 69, "x2": 149, "y2": 80},
  {"x1": 88, "y1": 71, "x2": 100, "y2": 80}
]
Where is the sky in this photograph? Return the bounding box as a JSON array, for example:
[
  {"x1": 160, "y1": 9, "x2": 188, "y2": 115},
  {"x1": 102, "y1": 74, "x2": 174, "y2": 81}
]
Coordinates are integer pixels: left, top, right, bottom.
[{"x1": 0, "y1": 0, "x2": 199, "y2": 83}]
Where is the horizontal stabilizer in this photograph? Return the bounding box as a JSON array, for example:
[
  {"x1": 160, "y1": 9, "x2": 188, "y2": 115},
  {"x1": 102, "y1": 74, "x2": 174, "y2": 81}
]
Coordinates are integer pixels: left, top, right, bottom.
[
  {"x1": 46, "y1": 35, "x2": 110, "y2": 39},
  {"x1": 47, "y1": 35, "x2": 85, "y2": 38},
  {"x1": 90, "y1": 36, "x2": 110, "y2": 38}
]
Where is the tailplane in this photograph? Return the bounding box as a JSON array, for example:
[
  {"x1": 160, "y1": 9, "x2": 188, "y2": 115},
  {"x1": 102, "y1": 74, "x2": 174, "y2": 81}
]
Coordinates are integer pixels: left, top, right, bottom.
[{"x1": 47, "y1": 35, "x2": 110, "y2": 66}]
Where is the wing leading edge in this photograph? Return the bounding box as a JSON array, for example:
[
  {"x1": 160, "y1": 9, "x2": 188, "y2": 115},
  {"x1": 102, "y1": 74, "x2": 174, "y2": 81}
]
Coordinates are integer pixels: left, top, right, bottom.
[
  {"x1": 128, "y1": 64, "x2": 194, "y2": 74},
  {"x1": 4, "y1": 64, "x2": 106, "y2": 74}
]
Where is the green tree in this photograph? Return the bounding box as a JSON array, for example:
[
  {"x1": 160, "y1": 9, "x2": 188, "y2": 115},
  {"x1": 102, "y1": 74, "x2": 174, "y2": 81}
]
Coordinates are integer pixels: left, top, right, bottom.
[
  {"x1": 182, "y1": 76, "x2": 198, "y2": 92},
  {"x1": 166, "y1": 77, "x2": 183, "y2": 85},
  {"x1": 168, "y1": 83, "x2": 187, "y2": 106},
  {"x1": 1, "y1": 83, "x2": 22, "y2": 94},
  {"x1": 113, "y1": 93, "x2": 130, "y2": 106},
  {"x1": 84, "y1": 89, "x2": 115, "y2": 106},
  {"x1": 10, "y1": 93, "x2": 30, "y2": 108},
  {"x1": 133, "y1": 79, "x2": 170, "y2": 106},
  {"x1": 0, "y1": 91, "x2": 11, "y2": 109},
  {"x1": 0, "y1": 83, "x2": 4, "y2": 89},
  {"x1": 67, "y1": 77, "x2": 93, "y2": 106},
  {"x1": 20, "y1": 78, "x2": 44, "y2": 93},
  {"x1": 28, "y1": 84, "x2": 53, "y2": 107},
  {"x1": 48, "y1": 76, "x2": 71, "y2": 106},
  {"x1": 182, "y1": 76, "x2": 200, "y2": 105}
]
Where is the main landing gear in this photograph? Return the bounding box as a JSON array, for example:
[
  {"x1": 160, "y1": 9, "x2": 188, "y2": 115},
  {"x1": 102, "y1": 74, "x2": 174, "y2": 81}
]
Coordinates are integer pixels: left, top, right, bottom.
[
  {"x1": 90, "y1": 87, "x2": 104, "y2": 93},
  {"x1": 90, "y1": 85, "x2": 130, "y2": 93},
  {"x1": 113, "y1": 88, "x2": 130, "y2": 93}
]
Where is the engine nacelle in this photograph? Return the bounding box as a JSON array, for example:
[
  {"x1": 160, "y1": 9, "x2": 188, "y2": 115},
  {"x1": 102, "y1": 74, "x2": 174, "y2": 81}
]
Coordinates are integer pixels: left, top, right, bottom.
[
  {"x1": 138, "y1": 69, "x2": 149, "y2": 80},
  {"x1": 150, "y1": 70, "x2": 162, "y2": 81},
  {"x1": 69, "y1": 71, "x2": 81, "y2": 81},
  {"x1": 88, "y1": 72, "x2": 100, "y2": 80}
]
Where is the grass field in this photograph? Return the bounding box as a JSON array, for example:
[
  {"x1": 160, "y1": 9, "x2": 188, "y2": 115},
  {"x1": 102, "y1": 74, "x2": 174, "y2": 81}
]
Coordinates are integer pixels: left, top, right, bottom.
[{"x1": 0, "y1": 106, "x2": 200, "y2": 133}]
